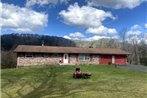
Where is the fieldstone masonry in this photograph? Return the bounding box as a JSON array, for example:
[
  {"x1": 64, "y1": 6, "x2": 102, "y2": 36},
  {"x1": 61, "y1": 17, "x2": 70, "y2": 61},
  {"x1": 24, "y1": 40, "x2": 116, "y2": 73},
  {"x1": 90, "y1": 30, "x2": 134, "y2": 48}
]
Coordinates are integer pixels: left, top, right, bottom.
[
  {"x1": 17, "y1": 53, "x2": 100, "y2": 66},
  {"x1": 17, "y1": 53, "x2": 62, "y2": 66}
]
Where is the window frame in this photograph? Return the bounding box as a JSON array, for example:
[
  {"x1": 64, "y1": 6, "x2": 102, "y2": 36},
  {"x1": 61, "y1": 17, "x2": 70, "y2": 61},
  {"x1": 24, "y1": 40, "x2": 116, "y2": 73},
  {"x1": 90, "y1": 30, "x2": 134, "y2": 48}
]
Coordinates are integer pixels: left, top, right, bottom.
[
  {"x1": 25, "y1": 53, "x2": 33, "y2": 58},
  {"x1": 78, "y1": 54, "x2": 90, "y2": 61}
]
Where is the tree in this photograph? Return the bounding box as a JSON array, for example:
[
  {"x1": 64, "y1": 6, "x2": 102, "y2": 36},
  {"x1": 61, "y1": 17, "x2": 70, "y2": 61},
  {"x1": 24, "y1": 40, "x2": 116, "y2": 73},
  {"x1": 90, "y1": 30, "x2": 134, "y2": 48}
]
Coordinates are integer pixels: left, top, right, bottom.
[
  {"x1": 119, "y1": 28, "x2": 127, "y2": 50},
  {"x1": 138, "y1": 40, "x2": 147, "y2": 65},
  {"x1": 1, "y1": 33, "x2": 76, "y2": 50}
]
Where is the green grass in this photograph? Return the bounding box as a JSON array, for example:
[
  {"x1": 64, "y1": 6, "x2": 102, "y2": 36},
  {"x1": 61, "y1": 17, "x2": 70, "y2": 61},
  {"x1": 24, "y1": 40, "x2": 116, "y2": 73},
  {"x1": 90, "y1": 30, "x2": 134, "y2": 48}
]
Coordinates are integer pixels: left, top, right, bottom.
[{"x1": 1, "y1": 65, "x2": 147, "y2": 98}]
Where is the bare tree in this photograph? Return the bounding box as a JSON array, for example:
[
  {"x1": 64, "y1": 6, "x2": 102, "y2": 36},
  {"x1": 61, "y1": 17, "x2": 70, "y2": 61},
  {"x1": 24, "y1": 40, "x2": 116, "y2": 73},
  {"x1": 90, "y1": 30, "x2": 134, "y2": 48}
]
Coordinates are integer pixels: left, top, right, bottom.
[
  {"x1": 130, "y1": 39, "x2": 140, "y2": 65},
  {"x1": 138, "y1": 40, "x2": 147, "y2": 65},
  {"x1": 119, "y1": 28, "x2": 127, "y2": 50}
]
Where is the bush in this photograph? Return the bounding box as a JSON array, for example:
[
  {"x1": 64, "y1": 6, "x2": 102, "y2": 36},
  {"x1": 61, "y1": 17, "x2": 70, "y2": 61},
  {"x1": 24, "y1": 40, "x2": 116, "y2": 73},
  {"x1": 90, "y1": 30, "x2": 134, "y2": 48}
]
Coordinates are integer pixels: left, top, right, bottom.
[
  {"x1": 140, "y1": 57, "x2": 147, "y2": 66},
  {"x1": 1, "y1": 51, "x2": 17, "y2": 69}
]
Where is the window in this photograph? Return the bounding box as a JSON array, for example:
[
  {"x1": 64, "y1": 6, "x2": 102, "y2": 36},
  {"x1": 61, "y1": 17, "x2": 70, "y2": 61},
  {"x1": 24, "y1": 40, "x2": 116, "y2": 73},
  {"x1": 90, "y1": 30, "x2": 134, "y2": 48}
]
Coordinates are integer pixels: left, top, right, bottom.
[
  {"x1": 25, "y1": 53, "x2": 33, "y2": 57},
  {"x1": 43, "y1": 53, "x2": 50, "y2": 58},
  {"x1": 52, "y1": 53, "x2": 59, "y2": 57},
  {"x1": 79, "y1": 54, "x2": 90, "y2": 61},
  {"x1": 18, "y1": 53, "x2": 25, "y2": 57}
]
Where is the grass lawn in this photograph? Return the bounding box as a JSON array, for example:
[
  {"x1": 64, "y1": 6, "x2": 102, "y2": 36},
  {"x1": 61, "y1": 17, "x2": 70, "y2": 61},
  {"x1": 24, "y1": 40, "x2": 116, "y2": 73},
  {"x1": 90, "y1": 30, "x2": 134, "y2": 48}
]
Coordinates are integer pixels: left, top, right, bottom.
[{"x1": 1, "y1": 65, "x2": 147, "y2": 98}]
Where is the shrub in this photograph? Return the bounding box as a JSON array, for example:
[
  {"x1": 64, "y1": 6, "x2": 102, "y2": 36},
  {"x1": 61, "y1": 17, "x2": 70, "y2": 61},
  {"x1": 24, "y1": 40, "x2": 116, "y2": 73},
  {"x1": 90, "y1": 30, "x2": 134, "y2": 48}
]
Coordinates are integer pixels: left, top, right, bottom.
[{"x1": 1, "y1": 51, "x2": 17, "y2": 69}]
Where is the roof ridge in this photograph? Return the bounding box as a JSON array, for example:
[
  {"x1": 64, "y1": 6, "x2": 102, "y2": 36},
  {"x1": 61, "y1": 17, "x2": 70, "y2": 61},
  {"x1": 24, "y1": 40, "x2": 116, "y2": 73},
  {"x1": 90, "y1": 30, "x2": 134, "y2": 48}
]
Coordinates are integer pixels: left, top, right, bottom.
[
  {"x1": 14, "y1": 45, "x2": 130, "y2": 55},
  {"x1": 17, "y1": 45, "x2": 121, "y2": 49}
]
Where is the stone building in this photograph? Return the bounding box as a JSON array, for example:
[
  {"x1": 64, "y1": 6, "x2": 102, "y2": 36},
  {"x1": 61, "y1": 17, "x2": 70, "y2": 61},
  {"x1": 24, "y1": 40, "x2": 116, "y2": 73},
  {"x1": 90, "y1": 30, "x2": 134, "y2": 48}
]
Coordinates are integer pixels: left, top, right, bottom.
[{"x1": 14, "y1": 45, "x2": 129, "y2": 66}]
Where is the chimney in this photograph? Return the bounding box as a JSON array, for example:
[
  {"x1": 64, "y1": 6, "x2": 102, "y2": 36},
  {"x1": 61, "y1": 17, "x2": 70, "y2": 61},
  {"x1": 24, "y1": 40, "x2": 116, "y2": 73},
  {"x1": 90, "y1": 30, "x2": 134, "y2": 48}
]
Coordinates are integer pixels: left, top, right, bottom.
[
  {"x1": 89, "y1": 42, "x2": 95, "y2": 48},
  {"x1": 42, "y1": 40, "x2": 44, "y2": 46}
]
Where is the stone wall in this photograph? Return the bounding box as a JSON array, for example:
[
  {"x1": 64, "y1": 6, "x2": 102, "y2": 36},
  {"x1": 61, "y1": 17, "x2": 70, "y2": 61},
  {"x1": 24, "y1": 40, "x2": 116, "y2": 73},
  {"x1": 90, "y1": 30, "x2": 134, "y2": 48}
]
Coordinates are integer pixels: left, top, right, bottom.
[
  {"x1": 17, "y1": 53, "x2": 99, "y2": 66},
  {"x1": 70, "y1": 54, "x2": 77, "y2": 64},
  {"x1": 17, "y1": 53, "x2": 62, "y2": 66}
]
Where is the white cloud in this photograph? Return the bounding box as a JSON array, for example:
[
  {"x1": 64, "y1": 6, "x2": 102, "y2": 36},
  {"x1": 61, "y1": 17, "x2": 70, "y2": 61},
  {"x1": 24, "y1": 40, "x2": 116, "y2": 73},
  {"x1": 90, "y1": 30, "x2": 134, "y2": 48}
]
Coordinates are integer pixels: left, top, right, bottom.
[
  {"x1": 63, "y1": 35, "x2": 71, "y2": 39},
  {"x1": 126, "y1": 35, "x2": 140, "y2": 43},
  {"x1": 145, "y1": 24, "x2": 147, "y2": 28},
  {"x1": 85, "y1": 35, "x2": 110, "y2": 41},
  {"x1": 126, "y1": 24, "x2": 143, "y2": 37},
  {"x1": 69, "y1": 32, "x2": 85, "y2": 38},
  {"x1": 125, "y1": 24, "x2": 147, "y2": 43},
  {"x1": 86, "y1": 26, "x2": 117, "y2": 35},
  {"x1": 0, "y1": 3, "x2": 2, "y2": 28},
  {"x1": 59, "y1": 3, "x2": 117, "y2": 36},
  {"x1": 59, "y1": 3, "x2": 115, "y2": 28},
  {"x1": 126, "y1": 36, "x2": 147, "y2": 44},
  {"x1": 144, "y1": 33, "x2": 147, "y2": 38},
  {"x1": 130, "y1": 24, "x2": 141, "y2": 30},
  {"x1": 127, "y1": 30, "x2": 142, "y2": 36},
  {"x1": 64, "y1": 32, "x2": 84, "y2": 40},
  {"x1": 143, "y1": 33, "x2": 147, "y2": 44},
  {"x1": 0, "y1": 3, "x2": 48, "y2": 32},
  {"x1": 26, "y1": 0, "x2": 68, "y2": 7},
  {"x1": 124, "y1": 24, "x2": 147, "y2": 44},
  {"x1": 88, "y1": 0, "x2": 147, "y2": 9}
]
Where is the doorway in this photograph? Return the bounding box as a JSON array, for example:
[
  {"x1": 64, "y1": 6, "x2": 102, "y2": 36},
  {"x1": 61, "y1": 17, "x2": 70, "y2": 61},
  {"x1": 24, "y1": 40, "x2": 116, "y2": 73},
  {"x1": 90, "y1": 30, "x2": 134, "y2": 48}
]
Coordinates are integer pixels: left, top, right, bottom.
[{"x1": 63, "y1": 54, "x2": 68, "y2": 64}]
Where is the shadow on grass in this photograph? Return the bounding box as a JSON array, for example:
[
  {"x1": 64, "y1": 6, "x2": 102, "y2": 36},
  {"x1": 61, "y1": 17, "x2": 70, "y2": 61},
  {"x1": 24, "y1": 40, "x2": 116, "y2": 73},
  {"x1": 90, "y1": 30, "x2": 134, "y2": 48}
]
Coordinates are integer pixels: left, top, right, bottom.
[
  {"x1": 18, "y1": 66, "x2": 92, "y2": 98},
  {"x1": 20, "y1": 66, "x2": 57, "y2": 98}
]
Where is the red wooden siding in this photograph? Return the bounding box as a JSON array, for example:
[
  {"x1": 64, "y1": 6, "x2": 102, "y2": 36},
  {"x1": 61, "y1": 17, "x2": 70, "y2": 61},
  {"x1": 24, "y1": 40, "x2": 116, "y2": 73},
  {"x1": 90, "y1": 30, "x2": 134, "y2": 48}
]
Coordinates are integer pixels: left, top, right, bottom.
[
  {"x1": 99, "y1": 55, "x2": 112, "y2": 64},
  {"x1": 61, "y1": 53, "x2": 127, "y2": 64},
  {"x1": 115, "y1": 55, "x2": 126, "y2": 64}
]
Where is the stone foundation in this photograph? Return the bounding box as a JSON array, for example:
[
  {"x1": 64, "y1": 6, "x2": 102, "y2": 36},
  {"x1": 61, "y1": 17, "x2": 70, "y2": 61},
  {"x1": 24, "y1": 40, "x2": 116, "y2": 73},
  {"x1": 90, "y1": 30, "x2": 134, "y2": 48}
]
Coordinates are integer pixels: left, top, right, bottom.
[
  {"x1": 17, "y1": 53, "x2": 62, "y2": 66},
  {"x1": 70, "y1": 54, "x2": 77, "y2": 64},
  {"x1": 17, "y1": 53, "x2": 99, "y2": 66}
]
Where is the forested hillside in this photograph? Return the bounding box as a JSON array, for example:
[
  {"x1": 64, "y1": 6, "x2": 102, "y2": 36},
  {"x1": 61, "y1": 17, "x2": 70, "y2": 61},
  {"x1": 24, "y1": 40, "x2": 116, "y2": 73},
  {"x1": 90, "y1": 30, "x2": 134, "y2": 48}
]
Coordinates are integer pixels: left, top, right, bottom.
[{"x1": 1, "y1": 33, "x2": 76, "y2": 50}]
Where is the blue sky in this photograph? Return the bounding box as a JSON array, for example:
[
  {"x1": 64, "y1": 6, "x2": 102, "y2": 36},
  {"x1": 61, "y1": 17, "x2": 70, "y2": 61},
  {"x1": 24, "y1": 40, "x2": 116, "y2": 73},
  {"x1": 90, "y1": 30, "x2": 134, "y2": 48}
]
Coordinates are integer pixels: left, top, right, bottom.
[{"x1": 1, "y1": 0, "x2": 147, "y2": 41}]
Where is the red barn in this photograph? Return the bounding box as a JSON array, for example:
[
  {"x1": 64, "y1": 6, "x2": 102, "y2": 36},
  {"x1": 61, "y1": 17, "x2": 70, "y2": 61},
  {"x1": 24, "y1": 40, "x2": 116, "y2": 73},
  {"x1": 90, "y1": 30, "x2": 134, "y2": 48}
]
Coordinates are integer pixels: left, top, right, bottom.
[{"x1": 14, "y1": 45, "x2": 129, "y2": 66}]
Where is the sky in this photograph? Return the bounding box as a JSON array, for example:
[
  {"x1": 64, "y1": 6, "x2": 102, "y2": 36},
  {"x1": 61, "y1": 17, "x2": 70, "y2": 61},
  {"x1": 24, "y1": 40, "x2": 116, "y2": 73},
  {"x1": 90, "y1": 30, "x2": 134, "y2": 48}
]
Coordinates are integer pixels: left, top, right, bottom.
[{"x1": 1, "y1": 0, "x2": 147, "y2": 42}]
